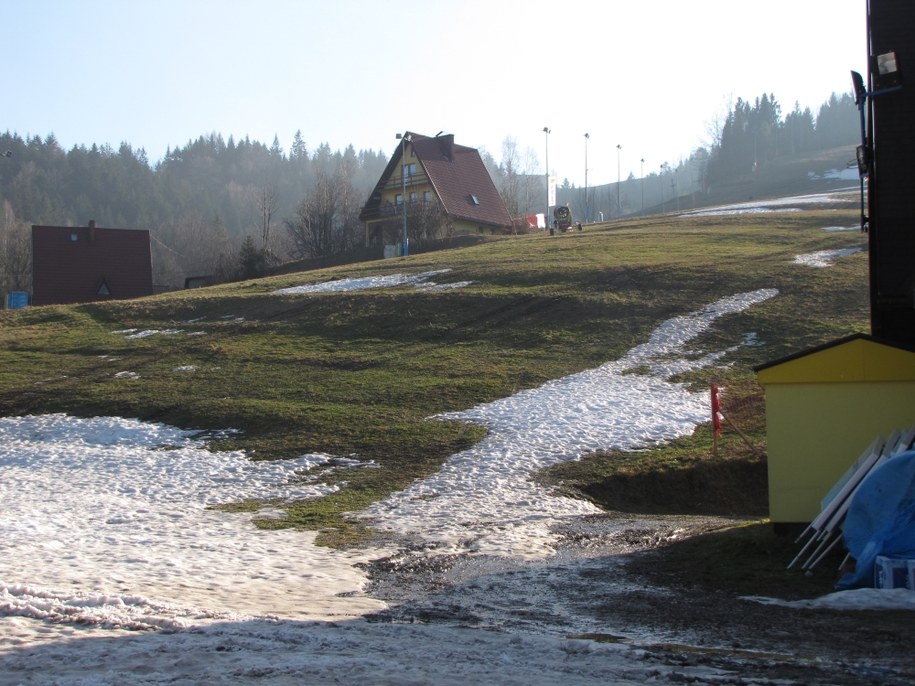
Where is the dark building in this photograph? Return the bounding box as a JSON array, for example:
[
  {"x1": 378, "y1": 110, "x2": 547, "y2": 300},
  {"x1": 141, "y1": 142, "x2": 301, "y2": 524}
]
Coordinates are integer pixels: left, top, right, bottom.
[
  {"x1": 863, "y1": 0, "x2": 915, "y2": 345},
  {"x1": 31, "y1": 221, "x2": 154, "y2": 306}
]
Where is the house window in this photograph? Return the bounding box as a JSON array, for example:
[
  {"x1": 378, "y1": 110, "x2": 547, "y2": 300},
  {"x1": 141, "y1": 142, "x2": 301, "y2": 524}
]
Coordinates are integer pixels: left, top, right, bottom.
[
  {"x1": 409, "y1": 192, "x2": 418, "y2": 203},
  {"x1": 70, "y1": 232, "x2": 79, "y2": 242},
  {"x1": 470, "y1": 194, "x2": 480, "y2": 205},
  {"x1": 402, "y1": 163, "x2": 416, "y2": 182},
  {"x1": 395, "y1": 194, "x2": 404, "y2": 205},
  {"x1": 423, "y1": 191, "x2": 432, "y2": 203}
]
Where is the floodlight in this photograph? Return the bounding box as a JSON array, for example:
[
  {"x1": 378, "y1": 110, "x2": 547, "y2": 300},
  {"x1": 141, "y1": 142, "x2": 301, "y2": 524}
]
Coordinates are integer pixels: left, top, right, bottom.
[
  {"x1": 851, "y1": 70, "x2": 867, "y2": 105},
  {"x1": 875, "y1": 50, "x2": 902, "y2": 90}
]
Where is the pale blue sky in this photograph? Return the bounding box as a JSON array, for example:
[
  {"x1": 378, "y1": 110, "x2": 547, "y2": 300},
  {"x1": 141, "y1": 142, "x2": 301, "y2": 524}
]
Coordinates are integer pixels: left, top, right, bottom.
[{"x1": 2, "y1": 0, "x2": 865, "y2": 186}]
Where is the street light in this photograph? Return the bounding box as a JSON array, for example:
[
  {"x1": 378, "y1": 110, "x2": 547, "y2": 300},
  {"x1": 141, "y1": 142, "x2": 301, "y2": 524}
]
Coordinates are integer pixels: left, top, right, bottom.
[
  {"x1": 584, "y1": 133, "x2": 589, "y2": 222},
  {"x1": 395, "y1": 132, "x2": 412, "y2": 256},
  {"x1": 640, "y1": 158, "x2": 645, "y2": 212},
  {"x1": 616, "y1": 144, "x2": 622, "y2": 215},
  {"x1": 543, "y1": 127, "x2": 551, "y2": 231}
]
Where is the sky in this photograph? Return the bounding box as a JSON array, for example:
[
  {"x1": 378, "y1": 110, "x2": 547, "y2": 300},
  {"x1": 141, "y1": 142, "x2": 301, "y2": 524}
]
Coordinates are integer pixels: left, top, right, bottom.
[
  {"x1": 1, "y1": 206, "x2": 907, "y2": 683},
  {"x1": 2, "y1": 0, "x2": 865, "y2": 187}
]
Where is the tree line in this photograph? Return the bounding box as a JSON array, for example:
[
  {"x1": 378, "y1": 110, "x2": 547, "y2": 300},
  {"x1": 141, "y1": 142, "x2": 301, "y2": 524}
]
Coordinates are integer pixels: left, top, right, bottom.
[
  {"x1": 0, "y1": 131, "x2": 389, "y2": 295},
  {"x1": 704, "y1": 92, "x2": 858, "y2": 186},
  {"x1": 0, "y1": 90, "x2": 858, "y2": 301}
]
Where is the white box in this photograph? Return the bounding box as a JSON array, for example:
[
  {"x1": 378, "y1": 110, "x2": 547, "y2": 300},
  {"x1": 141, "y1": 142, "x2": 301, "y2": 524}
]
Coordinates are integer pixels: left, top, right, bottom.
[{"x1": 875, "y1": 555, "x2": 910, "y2": 589}]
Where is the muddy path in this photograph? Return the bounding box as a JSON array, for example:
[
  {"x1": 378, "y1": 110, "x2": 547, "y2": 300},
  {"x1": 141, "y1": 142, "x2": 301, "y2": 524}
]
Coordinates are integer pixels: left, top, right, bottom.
[{"x1": 363, "y1": 513, "x2": 915, "y2": 686}]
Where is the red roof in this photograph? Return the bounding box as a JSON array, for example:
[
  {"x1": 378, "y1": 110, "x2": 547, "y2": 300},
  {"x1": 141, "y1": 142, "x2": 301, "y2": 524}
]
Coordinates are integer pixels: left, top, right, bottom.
[
  {"x1": 31, "y1": 224, "x2": 153, "y2": 306},
  {"x1": 360, "y1": 132, "x2": 512, "y2": 229}
]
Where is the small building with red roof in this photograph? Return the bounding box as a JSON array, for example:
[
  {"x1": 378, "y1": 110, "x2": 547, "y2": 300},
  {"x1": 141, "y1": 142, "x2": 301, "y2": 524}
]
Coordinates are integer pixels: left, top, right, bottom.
[{"x1": 31, "y1": 221, "x2": 154, "y2": 306}]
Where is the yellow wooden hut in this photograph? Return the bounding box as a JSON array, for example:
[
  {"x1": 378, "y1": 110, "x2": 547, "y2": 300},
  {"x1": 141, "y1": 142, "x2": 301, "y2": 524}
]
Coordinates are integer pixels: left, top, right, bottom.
[{"x1": 756, "y1": 334, "x2": 915, "y2": 525}]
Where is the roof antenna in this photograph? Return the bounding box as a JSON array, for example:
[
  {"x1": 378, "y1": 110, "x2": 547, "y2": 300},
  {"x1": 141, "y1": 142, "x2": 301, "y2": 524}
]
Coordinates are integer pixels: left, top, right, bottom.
[{"x1": 435, "y1": 131, "x2": 443, "y2": 137}]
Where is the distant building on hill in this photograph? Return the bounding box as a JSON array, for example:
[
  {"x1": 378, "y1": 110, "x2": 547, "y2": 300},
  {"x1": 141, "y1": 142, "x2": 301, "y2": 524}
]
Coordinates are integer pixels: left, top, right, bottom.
[
  {"x1": 31, "y1": 221, "x2": 153, "y2": 306},
  {"x1": 359, "y1": 131, "x2": 513, "y2": 253}
]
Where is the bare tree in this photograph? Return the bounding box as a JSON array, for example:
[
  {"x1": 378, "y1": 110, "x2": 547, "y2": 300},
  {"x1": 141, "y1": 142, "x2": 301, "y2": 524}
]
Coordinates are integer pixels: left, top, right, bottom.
[
  {"x1": 499, "y1": 136, "x2": 522, "y2": 218},
  {"x1": 407, "y1": 198, "x2": 448, "y2": 242},
  {"x1": 258, "y1": 185, "x2": 278, "y2": 255},
  {"x1": 150, "y1": 214, "x2": 234, "y2": 289},
  {"x1": 285, "y1": 151, "x2": 361, "y2": 259},
  {"x1": 0, "y1": 201, "x2": 32, "y2": 299}
]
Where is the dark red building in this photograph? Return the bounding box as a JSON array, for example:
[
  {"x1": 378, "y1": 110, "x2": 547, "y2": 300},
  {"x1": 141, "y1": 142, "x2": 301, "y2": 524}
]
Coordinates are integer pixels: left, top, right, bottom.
[{"x1": 31, "y1": 221, "x2": 153, "y2": 306}]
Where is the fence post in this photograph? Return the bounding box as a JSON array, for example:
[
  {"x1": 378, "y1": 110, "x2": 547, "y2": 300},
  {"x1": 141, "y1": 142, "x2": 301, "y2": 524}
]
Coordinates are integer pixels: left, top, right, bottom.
[{"x1": 711, "y1": 384, "x2": 721, "y2": 458}]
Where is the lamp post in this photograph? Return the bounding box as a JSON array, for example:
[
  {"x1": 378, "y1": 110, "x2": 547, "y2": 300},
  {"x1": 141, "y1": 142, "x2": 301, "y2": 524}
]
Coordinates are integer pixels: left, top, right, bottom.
[
  {"x1": 543, "y1": 127, "x2": 551, "y2": 231},
  {"x1": 660, "y1": 162, "x2": 668, "y2": 206},
  {"x1": 640, "y1": 158, "x2": 645, "y2": 212},
  {"x1": 616, "y1": 144, "x2": 622, "y2": 215},
  {"x1": 395, "y1": 132, "x2": 411, "y2": 256},
  {"x1": 584, "y1": 133, "x2": 589, "y2": 222}
]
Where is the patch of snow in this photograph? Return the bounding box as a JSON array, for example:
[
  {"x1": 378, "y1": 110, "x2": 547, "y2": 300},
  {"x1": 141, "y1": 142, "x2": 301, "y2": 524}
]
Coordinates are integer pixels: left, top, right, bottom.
[
  {"x1": 274, "y1": 269, "x2": 453, "y2": 294},
  {"x1": 415, "y1": 279, "x2": 475, "y2": 291},
  {"x1": 681, "y1": 190, "x2": 855, "y2": 217},
  {"x1": 745, "y1": 587, "x2": 915, "y2": 611},
  {"x1": 364, "y1": 289, "x2": 779, "y2": 558},
  {"x1": 0, "y1": 414, "x2": 389, "y2": 625},
  {"x1": 793, "y1": 247, "x2": 864, "y2": 268},
  {"x1": 809, "y1": 167, "x2": 860, "y2": 182},
  {"x1": 173, "y1": 365, "x2": 197, "y2": 372},
  {"x1": 113, "y1": 371, "x2": 140, "y2": 380}
]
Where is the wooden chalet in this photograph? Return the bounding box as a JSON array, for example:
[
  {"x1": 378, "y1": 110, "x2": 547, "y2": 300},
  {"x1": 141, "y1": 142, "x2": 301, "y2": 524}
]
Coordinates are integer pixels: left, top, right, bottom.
[{"x1": 359, "y1": 132, "x2": 512, "y2": 249}]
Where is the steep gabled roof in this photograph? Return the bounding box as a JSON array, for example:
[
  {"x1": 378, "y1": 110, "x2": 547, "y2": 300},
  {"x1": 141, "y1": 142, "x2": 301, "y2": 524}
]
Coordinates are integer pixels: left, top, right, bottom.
[
  {"x1": 359, "y1": 132, "x2": 512, "y2": 229},
  {"x1": 411, "y1": 133, "x2": 512, "y2": 228}
]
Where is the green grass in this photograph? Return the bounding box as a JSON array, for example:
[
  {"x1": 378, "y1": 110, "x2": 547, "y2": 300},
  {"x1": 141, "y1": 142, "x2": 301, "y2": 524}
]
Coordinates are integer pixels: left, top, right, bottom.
[{"x1": 0, "y1": 202, "x2": 869, "y2": 551}]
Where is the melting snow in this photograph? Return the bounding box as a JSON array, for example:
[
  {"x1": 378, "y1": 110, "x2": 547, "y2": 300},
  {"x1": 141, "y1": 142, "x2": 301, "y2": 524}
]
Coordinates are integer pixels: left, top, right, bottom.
[
  {"x1": 1, "y1": 280, "x2": 900, "y2": 684},
  {"x1": 274, "y1": 269, "x2": 463, "y2": 294},
  {"x1": 793, "y1": 247, "x2": 864, "y2": 268}
]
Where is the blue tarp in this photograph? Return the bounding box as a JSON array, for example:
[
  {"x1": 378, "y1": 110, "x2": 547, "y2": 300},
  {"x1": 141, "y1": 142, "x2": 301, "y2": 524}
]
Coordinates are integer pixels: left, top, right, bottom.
[{"x1": 837, "y1": 450, "x2": 915, "y2": 589}]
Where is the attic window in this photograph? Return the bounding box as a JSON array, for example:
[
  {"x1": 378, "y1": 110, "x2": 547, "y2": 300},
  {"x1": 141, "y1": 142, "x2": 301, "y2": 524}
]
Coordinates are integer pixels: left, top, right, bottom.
[
  {"x1": 470, "y1": 194, "x2": 480, "y2": 205},
  {"x1": 70, "y1": 232, "x2": 79, "y2": 242},
  {"x1": 97, "y1": 279, "x2": 111, "y2": 296}
]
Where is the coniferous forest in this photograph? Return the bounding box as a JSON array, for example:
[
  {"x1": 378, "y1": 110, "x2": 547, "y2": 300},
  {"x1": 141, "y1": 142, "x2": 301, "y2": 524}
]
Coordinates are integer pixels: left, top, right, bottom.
[{"x1": 0, "y1": 91, "x2": 858, "y2": 299}]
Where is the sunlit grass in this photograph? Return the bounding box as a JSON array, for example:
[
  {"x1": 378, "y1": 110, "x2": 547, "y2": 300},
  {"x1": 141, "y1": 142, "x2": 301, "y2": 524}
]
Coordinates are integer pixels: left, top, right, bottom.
[{"x1": 0, "y1": 206, "x2": 869, "y2": 543}]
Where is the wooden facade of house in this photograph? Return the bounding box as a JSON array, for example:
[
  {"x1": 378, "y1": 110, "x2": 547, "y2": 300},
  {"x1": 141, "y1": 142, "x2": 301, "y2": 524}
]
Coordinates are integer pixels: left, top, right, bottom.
[
  {"x1": 32, "y1": 222, "x2": 154, "y2": 306},
  {"x1": 359, "y1": 132, "x2": 513, "y2": 248}
]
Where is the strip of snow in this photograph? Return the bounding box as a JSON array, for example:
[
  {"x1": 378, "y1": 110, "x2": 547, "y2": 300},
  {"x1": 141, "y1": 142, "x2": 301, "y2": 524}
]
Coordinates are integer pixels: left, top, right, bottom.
[
  {"x1": 745, "y1": 587, "x2": 915, "y2": 611},
  {"x1": 364, "y1": 289, "x2": 779, "y2": 557},
  {"x1": 793, "y1": 247, "x2": 863, "y2": 268},
  {"x1": 274, "y1": 269, "x2": 453, "y2": 294},
  {"x1": 681, "y1": 190, "x2": 855, "y2": 217}
]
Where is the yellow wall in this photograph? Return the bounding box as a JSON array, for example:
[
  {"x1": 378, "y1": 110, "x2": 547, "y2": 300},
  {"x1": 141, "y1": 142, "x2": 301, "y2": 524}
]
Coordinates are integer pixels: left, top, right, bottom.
[
  {"x1": 758, "y1": 337, "x2": 915, "y2": 522},
  {"x1": 382, "y1": 143, "x2": 432, "y2": 206},
  {"x1": 763, "y1": 381, "x2": 915, "y2": 522}
]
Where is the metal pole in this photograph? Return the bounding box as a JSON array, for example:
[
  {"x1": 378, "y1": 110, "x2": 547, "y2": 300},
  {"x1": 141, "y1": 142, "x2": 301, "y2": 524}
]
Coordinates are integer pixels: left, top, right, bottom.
[
  {"x1": 616, "y1": 144, "x2": 622, "y2": 215},
  {"x1": 543, "y1": 127, "x2": 550, "y2": 230},
  {"x1": 584, "y1": 133, "x2": 589, "y2": 222},
  {"x1": 640, "y1": 158, "x2": 644, "y2": 212},
  {"x1": 396, "y1": 132, "x2": 409, "y2": 256}
]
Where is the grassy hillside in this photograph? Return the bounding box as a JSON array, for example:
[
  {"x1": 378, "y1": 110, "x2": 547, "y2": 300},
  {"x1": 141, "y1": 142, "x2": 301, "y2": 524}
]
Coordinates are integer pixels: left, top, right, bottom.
[{"x1": 0, "y1": 196, "x2": 869, "y2": 545}]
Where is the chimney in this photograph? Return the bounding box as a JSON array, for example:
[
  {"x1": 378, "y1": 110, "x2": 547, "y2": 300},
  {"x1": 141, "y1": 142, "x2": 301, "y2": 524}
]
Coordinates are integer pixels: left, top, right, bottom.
[
  {"x1": 88, "y1": 219, "x2": 96, "y2": 243},
  {"x1": 438, "y1": 134, "x2": 454, "y2": 161}
]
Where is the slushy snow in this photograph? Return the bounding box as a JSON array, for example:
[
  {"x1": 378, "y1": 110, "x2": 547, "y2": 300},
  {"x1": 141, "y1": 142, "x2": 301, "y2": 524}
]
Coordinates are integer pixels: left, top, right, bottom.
[{"x1": 2, "y1": 237, "x2": 897, "y2": 684}]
